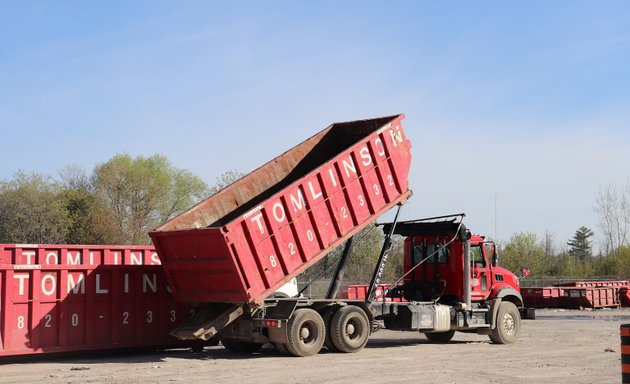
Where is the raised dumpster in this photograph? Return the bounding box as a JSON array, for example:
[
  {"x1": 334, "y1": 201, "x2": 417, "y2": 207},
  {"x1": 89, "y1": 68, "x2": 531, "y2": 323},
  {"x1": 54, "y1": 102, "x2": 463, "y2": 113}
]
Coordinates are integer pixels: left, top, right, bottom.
[{"x1": 150, "y1": 115, "x2": 412, "y2": 306}]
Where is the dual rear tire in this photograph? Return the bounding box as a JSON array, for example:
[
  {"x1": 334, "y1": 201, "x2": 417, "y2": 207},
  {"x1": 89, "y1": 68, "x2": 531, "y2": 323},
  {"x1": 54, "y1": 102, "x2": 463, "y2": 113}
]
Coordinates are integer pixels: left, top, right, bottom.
[
  {"x1": 283, "y1": 306, "x2": 371, "y2": 356},
  {"x1": 328, "y1": 306, "x2": 370, "y2": 353},
  {"x1": 223, "y1": 305, "x2": 372, "y2": 357},
  {"x1": 285, "y1": 309, "x2": 326, "y2": 357},
  {"x1": 223, "y1": 302, "x2": 520, "y2": 356}
]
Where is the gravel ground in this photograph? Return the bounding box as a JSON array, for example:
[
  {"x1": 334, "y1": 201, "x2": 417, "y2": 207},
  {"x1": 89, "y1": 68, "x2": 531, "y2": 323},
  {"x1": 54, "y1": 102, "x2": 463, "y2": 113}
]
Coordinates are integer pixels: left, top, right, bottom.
[{"x1": 1, "y1": 308, "x2": 628, "y2": 384}]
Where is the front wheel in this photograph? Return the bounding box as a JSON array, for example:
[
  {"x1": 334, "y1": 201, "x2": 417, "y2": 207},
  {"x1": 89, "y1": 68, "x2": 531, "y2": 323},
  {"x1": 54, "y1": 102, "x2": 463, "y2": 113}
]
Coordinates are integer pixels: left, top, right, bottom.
[{"x1": 489, "y1": 301, "x2": 521, "y2": 344}]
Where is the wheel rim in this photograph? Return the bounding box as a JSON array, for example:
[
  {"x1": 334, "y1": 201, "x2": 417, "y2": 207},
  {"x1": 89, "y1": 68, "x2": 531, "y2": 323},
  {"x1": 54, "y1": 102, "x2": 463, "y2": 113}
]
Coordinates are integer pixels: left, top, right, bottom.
[
  {"x1": 286, "y1": 309, "x2": 325, "y2": 356},
  {"x1": 300, "y1": 321, "x2": 317, "y2": 346},
  {"x1": 346, "y1": 322, "x2": 356, "y2": 337},
  {"x1": 502, "y1": 313, "x2": 515, "y2": 336},
  {"x1": 330, "y1": 306, "x2": 370, "y2": 353},
  {"x1": 345, "y1": 319, "x2": 361, "y2": 340}
]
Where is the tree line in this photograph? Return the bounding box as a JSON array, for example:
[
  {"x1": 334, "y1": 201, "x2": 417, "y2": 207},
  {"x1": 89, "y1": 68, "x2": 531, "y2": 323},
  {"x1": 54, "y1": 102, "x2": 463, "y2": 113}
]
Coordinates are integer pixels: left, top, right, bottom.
[
  {"x1": 305, "y1": 181, "x2": 630, "y2": 283},
  {"x1": 499, "y1": 230, "x2": 630, "y2": 279},
  {"x1": 0, "y1": 154, "x2": 210, "y2": 245},
  {"x1": 499, "y1": 181, "x2": 630, "y2": 278},
  {"x1": 1, "y1": 154, "x2": 628, "y2": 279}
]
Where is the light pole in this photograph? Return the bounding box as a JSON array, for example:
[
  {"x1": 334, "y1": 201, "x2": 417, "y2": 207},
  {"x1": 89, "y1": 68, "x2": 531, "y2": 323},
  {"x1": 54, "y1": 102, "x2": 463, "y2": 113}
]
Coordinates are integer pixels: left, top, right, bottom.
[{"x1": 494, "y1": 194, "x2": 498, "y2": 241}]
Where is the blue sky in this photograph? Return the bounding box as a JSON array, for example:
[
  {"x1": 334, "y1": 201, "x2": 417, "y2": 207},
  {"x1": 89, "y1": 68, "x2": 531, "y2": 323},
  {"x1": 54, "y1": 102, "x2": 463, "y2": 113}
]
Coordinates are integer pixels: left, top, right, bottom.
[{"x1": 1, "y1": 1, "x2": 630, "y2": 248}]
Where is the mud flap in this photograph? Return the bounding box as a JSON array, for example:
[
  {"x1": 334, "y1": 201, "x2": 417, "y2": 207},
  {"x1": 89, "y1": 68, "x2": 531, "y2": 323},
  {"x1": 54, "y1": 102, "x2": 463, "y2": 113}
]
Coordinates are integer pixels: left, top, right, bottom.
[
  {"x1": 520, "y1": 307, "x2": 536, "y2": 320},
  {"x1": 489, "y1": 298, "x2": 502, "y2": 330}
]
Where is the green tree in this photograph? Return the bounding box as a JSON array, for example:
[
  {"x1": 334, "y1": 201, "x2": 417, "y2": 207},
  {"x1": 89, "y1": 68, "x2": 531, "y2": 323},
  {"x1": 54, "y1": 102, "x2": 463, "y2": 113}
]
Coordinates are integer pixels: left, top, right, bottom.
[
  {"x1": 57, "y1": 164, "x2": 124, "y2": 244},
  {"x1": 596, "y1": 245, "x2": 630, "y2": 277},
  {"x1": 92, "y1": 154, "x2": 208, "y2": 244},
  {"x1": 567, "y1": 226, "x2": 594, "y2": 261},
  {"x1": 345, "y1": 225, "x2": 388, "y2": 282},
  {"x1": 59, "y1": 188, "x2": 124, "y2": 244},
  {"x1": 613, "y1": 246, "x2": 630, "y2": 276},
  {"x1": 499, "y1": 232, "x2": 547, "y2": 275},
  {"x1": 547, "y1": 252, "x2": 595, "y2": 277},
  {"x1": 298, "y1": 224, "x2": 403, "y2": 288},
  {"x1": 0, "y1": 171, "x2": 69, "y2": 243}
]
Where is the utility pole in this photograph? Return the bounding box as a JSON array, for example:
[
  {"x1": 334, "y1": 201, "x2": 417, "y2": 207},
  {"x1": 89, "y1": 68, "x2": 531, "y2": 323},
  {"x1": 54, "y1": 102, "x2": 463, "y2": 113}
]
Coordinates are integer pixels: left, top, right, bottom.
[{"x1": 494, "y1": 195, "x2": 498, "y2": 241}]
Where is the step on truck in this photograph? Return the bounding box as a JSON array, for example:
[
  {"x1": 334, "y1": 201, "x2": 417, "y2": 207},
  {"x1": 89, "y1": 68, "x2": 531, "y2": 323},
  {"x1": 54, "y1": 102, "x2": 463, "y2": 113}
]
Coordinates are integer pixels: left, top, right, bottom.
[{"x1": 149, "y1": 115, "x2": 532, "y2": 356}]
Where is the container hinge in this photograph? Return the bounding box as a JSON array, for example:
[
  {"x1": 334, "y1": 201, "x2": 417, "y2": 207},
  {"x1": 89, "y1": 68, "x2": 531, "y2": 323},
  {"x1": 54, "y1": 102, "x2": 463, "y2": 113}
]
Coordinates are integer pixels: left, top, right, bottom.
[{"x1": 170, "y1": 304, "x2": 244, "y2": 341}]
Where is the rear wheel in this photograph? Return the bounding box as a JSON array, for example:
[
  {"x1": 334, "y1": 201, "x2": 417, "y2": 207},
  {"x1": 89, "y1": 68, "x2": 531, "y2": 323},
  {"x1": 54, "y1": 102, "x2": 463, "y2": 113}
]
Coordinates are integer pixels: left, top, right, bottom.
[
  {"x1": 286, "y1": 309, "x2": 325, "y2": 357},
  {"x1": 330, "y1": 306, "x2": 370, "y2": 353},
  {"x1": 321, "y1": 307, "x2": 339, "y2": 352},
  {"x1": 425, "y1": 330, "x2": 455, "y2": 343},
  {"x1": 489, "y1": 302, "x2": 521, "y2": 344},
  {"x1": 220, "y1": 338, "x2": 264, "y2": 354}
]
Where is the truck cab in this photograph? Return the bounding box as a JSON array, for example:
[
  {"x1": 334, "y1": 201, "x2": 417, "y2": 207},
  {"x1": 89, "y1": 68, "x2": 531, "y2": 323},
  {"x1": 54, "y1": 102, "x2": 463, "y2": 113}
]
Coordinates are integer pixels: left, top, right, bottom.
[
  {"x1": 401, "y1": 229, "x2": 523, "y2": 307},
  {"x1": 377, "y1": 214, "x2": 531, "y2": 344}
]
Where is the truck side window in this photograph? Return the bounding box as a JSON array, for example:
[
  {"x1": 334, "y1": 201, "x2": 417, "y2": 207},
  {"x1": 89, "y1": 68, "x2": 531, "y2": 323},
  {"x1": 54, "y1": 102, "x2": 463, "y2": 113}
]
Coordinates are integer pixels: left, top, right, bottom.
[
  {"x1": 413, "y1": 243, "x2": 449, "y2": 264},
  {"x1": 470, "y1": 245, "x2": 485, "y2": 267},
  {"x1": 484, "y1": 243, "x2": 496, "y2": 266}
]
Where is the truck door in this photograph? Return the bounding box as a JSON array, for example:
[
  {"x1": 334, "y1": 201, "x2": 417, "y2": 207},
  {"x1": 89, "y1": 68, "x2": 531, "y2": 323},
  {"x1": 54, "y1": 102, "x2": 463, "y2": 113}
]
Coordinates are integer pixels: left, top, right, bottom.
[{"x1": 470, "y1": 243, "x2": 492, "y2": 300}]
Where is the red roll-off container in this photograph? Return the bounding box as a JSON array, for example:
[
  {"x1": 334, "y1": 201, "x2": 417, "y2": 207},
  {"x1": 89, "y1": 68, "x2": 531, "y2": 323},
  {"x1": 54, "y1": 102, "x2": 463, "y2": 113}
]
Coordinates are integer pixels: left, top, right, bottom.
[
  {"x1": 0, "y1": 244, "x2": 199, "y2": 358},
  {"x1": 150, "y1": 115, "x2": 412, "y2": 306},
  {"x1": 344, "y1": 284, "x2": 406, "y2": 303}
]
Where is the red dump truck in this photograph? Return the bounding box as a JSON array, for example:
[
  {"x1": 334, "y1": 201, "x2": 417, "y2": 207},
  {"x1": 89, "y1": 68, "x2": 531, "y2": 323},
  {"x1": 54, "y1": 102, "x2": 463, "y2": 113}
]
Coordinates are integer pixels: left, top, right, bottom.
[{"x1": 150, "y1": 115, "x2": 531, "y2": 357}]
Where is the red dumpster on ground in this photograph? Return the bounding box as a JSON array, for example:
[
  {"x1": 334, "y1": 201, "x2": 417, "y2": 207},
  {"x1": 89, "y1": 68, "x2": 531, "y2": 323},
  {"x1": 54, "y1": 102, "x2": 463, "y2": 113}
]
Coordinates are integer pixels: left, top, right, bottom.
[
  {"x1": 0, "y1": 244, "x2": 200, "y2": 358},
  {"x1": 620, "y1": 288, "x2": 630, "y2": 307},
  {"x1": 521, "y1": 287, "x2": 565, "y2": 308},
  {"x1": 555, "y1": 281, "x2": 630, "y2": 288},
  {"x1": 563, "y1": 287, "x2": 620, "y2": 309}
]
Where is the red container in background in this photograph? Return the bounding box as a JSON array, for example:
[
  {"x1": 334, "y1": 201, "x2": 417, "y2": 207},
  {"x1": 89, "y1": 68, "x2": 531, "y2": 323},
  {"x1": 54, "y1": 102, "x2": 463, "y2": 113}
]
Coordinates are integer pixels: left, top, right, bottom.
[
  {"x1": 555, "y1": 281, "x2": 630, "y2": 288},
  {"x1": 0, "y1": 244, "x2": 198, "y2": 358},
  {"x1": 563, "y1": 287, "x2": 620, "y2": 309},
  {"x1": 0, "y1": 243, "x2": 162, "y2": 266},
  {"x1": 150, "y1": 115, "x2": 412, "y2": 306},
  {"x1": 521, "y1": 287, "x2": 566, "y2": 308},
  {"x1": 343, "y1": 284, "x2": 406, "y2": 303},
  {"x1": 621, "y1": 288, "x2": 630, "y2": 307}
]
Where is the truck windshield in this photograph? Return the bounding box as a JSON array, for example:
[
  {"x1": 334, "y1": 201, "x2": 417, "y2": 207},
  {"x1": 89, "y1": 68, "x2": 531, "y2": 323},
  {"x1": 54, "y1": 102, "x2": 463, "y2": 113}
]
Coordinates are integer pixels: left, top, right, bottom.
[{"x1": 413, "y1": 243, "x2": 449, "y2": 264}]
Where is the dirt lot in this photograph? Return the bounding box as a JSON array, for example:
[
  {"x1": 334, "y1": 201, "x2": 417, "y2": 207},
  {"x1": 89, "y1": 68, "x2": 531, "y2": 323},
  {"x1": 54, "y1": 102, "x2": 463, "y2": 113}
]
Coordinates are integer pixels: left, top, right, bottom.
[{"x1": 2, "y1": 309, "x2": 628, "y2": 384}]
